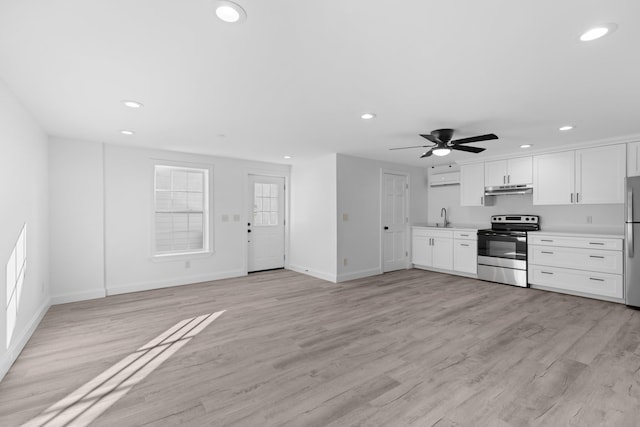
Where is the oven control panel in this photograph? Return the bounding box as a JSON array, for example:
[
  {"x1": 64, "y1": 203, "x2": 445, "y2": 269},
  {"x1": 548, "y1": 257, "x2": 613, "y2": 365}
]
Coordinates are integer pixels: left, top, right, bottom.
[{"x1": 491, "y1": 215, "x2": 539, "y2": 224}]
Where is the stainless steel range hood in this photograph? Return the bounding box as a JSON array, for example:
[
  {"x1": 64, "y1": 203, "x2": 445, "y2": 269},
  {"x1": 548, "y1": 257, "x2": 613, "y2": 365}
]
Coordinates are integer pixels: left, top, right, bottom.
[{"x1": 484, "y1": 184, "x2": 533, "y2": 196}]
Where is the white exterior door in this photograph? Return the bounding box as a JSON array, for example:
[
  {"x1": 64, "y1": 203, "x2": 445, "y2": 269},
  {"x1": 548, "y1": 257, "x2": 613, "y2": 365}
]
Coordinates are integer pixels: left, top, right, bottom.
[
  {"x1": 382, "y1": 172, "x2": 408, "y2": 272},
  {"x1": 248, "y1": 175, "x2": 285, "y2": 272}
]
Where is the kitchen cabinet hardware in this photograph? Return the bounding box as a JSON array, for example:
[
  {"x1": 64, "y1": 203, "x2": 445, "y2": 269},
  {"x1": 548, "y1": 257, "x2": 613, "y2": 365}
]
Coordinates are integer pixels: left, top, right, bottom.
[
  {"x1": 589, "y1": 277, "x2": 605, "y2": 282},
  {"x1": 460, "y1": 243, "x2": 469, "y2": 247},
  {"x1": 589, "y1": 242, "x2": 605, "y2": 245},
  {"x1": 541, "y1": 251, "x2": 554, "y2": 254},
  {"x1": 541, "y1": 239, "x2": 554, "y2": 242},
  {"x1": 576, "y1": 192, "x2": 580, "y2": 203},
  {"x1": 384, "y1": 226, "x2": 389, "y2": 230},
  {"x1": 541, "y1": 271, "x2": 554, "y2": 275},
  {"x1": 589, "y1": 255, "x2": 605, "y2": 259},
  {"x1": 570, "y1": 193, "x2": 573, "y2": 203}
]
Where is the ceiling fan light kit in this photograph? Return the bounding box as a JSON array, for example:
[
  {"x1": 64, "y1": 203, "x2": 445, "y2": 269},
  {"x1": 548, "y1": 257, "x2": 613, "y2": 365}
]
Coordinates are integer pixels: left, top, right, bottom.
[{"x1": 391, "y1": 128, "x2": 498, "y2": 159}]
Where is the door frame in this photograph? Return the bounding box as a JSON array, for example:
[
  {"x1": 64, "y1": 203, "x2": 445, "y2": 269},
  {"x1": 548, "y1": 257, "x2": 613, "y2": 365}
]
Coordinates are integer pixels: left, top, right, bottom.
[
  {"x1": 244, "y1": 169, "x2": 290, "y2": 275},
  {"x1": 379, "y1": 169, "x2": 411, "y2": 272}
]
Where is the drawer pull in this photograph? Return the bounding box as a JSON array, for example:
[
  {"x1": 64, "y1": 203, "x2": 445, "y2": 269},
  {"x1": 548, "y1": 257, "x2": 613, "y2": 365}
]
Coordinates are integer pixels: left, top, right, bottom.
[
  {"x1": 541, "y1": 271, "x2": 554, "y2": 275},
  {"x1": 589, "y1": 242, "x2": 605, "y2": 245},
  {"x1": 460, "y1": 243, "x2": 470, "y2": 247},
  {"x1": 459, "y1": 234, "x2": 469, "y2": 237},
  {"x1": 589, "y1": 277, "x2": 605, "y2": 282},
  {"x1": 541, "y1": 239, "x2": 554, "y2": 242},
  {"x1": 541, "y1": 251, "x2": 554, "y2": 254},
  {"x1": 589, "y1": 255, "x2": 605, "y2": 259}
]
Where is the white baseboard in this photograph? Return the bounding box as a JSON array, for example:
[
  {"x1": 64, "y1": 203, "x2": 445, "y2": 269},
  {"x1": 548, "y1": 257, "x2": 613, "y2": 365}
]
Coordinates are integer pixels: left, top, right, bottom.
[
  {"x1": 0, "y1": 297, "x2": 50, "y2": 383},
  {"x1": 106, "y1": 270, "x2": 246, "y2": 296},
  {"x1": 336, "y1": 267, "x2": 382, "y2": 282},
  {"x1": 287, "y1": 264, "x2": 337, "y2": 283},
  {"x1": 50, "y1": 288, "x2": 107, "y2": 305}
]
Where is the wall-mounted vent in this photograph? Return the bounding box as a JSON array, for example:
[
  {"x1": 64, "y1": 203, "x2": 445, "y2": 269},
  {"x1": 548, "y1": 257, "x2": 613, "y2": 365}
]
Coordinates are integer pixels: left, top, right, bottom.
[{"x1": 430, "y1": 171, "x2": 460, "y2": 187}]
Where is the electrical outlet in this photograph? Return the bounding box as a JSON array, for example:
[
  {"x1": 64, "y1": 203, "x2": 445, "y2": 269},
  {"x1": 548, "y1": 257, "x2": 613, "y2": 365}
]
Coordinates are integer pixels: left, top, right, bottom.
[{"x1": 587, "y1": 216, "x2": 593, "y2": 224}]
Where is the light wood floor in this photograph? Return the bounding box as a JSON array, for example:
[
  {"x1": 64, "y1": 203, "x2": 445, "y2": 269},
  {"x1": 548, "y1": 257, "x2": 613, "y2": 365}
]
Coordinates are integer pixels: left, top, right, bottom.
[{"x1": 2, "y1": 269, "x2": 640, "y2": 426}]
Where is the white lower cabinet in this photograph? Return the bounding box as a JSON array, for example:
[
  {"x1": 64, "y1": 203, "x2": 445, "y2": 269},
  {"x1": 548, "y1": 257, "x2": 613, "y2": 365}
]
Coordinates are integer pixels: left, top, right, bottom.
[
  {"x1": 453, "y1": 230, "x2": 477, "y2": 274},
  {"x1": 412, "y1": 227, "x2": 477, "y2": 276},
  {"x1": 528, "y1": 232, "x2": 624, "y2": 301}
]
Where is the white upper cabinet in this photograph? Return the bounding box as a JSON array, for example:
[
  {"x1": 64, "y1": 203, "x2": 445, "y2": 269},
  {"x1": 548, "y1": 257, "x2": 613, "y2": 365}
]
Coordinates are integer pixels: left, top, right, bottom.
[
  {"x1": 485, "y1": 156, "x2": 532, "y2": 187},
  {"x1": 575, "y1": 145, "x2": 626, "y2": 204},
  {"x1": 533, "y1": 145, "x2": 625, "y2": 205},
  {"x1": 533, "y1": 151, "x2": 575, "y2": 205},
  {"x1": 460, "y1": 163, "x2": 485, "y2": 206},
  {"x1": 627, "y1": 141, "x2": 640, "y2": 177}
]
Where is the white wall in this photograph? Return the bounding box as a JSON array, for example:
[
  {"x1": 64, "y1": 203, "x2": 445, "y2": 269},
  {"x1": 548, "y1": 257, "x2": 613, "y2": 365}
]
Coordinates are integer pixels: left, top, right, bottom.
[
  {"x1": 289, "y1": 154, "x2": 337, "y2": 281},
  {"x1": 49, "y1": 138, "x2": 105, "y2": 303},
  {"x1": 428, "y1": 181, "x2": 624, "y2": 234},
  {"x1": 48, "y1": 141, "x2": 290, "y2": 298},
  {"x1": 0, "y1": 78, "x2": 49, "y2": 381},
  {"x1": 336, "y1": 154, "x2": 429, "y2": 281}
]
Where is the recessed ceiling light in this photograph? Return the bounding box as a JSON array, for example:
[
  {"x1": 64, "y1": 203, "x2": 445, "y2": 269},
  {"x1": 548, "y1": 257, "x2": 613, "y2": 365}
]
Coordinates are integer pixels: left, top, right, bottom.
[
  {"x1": 432, "y1": 148, "x2": 451, "y2": 157},
  {"x1": 215, "y1": 1, "x2": 247, "y2": 23},
  {"x1": 122, "y1": 100, "x2": 143, "y2": 109},
  {"x1": 120, "y1": 130, "x2": 135, "y2": 135},
  {"x1": 283, "y1": 155, "x2": 292, "y2": 159},
  {"x1": 520, "y1": 144, "x2": 532, "y2": 149},
  {"x1": 580, "y1": 24, "x2": 617, "y2": 42},
  {"x1": 559, "y1": 125, "x2": 574, "y2": 131},
  {"x1": 361, "y1": 113, "x2": 376, "y2": 120}
]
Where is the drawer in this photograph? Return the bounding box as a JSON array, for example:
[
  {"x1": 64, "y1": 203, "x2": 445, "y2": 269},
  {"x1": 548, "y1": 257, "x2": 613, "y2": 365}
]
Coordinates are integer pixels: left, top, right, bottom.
[
  {"x1": 454, "y1": 230, "x2": 477, "y2": 240},
  {"x1": 412, "y1": 228, "x2": 453, "y2": 239},
  {"x1": 528, "y1": 245, "x2": 623, "y2": 274},
  {"x1": 528, "y1": 265, "x2": 623, "y2": 299},
  {"x1": 529, "y1": 234, "x2": 622, "y2": 251}
]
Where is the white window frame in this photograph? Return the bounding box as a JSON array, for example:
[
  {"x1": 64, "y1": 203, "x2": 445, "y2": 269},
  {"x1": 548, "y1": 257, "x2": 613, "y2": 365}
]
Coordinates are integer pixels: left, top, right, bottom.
[{"x1": 151, "y1": 161, "x2": 214, "y2": 260}]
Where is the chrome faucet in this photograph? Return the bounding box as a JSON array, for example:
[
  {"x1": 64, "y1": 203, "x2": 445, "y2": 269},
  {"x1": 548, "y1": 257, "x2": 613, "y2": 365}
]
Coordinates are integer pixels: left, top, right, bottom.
[{"x1": 441, "y1": 208, "x2": 449, "y2": 227}]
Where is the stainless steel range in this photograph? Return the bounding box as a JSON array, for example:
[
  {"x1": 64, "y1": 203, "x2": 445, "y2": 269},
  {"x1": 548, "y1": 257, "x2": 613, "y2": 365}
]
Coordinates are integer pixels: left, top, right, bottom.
[{"x1": 477, "y1": 215, "x2": 540, "y2": 287}]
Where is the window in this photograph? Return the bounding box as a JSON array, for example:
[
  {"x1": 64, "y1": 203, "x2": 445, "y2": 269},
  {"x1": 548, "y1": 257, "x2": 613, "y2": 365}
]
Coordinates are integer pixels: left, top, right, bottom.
[
  {"x1": 6, "y1": 223, "x2": 26, "y2": 348},
  {"x1": 253, "y1": 182, "x2": 279, "y2": 226},
  {"x1": 154, "y1": 165, "x2": 210, "y2": 256}
]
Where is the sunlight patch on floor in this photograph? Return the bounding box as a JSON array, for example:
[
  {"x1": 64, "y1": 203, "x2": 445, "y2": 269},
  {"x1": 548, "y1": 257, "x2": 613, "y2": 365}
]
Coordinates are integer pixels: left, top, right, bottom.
[{"x1": 21, "y1": 310, "x2": 226, "y2": 427}]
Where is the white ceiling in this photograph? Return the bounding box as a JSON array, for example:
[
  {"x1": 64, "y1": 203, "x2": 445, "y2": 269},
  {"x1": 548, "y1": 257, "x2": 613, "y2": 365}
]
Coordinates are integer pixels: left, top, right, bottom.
[{"x1": 0, "y1": 0, "x2": 638, "y2": 167}]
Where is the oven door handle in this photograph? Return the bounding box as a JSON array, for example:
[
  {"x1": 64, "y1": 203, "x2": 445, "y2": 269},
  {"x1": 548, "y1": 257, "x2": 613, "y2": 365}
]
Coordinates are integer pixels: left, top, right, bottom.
[{"x1": 478, "y1": 231, "x2": 524, "y2": 238}]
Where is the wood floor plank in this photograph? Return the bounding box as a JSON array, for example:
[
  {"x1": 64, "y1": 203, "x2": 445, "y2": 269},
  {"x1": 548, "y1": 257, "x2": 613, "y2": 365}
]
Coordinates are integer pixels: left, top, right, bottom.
[{"x1": 1, "y1": 268, "x2": 640, "y2": 426}]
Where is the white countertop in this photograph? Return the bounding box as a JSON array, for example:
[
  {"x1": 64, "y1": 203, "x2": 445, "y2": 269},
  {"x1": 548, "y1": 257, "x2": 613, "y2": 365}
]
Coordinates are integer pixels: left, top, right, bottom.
[
  {"x1": 412, "y1": 224, "x2": 479, "y2": 232},
  {"x1": 529, "y1": 230, "x2": 624, "y2": 239}
]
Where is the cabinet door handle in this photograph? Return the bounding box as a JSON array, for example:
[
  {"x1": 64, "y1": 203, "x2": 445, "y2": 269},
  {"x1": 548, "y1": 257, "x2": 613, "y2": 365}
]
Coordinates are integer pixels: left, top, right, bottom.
[
  {"x1": 589, "y1": 277, "x2": 605, "y2": 282},
  {"x1": 503, "y1": 175, "x2": 506, "y2": 184},
  {"x1": 508, "y1": 175, "x2": 511, "y2": 184},
  {"x1": 589, "y1": 255, "x2": 605, "y2": 259},
  {"x1": 481, "y1": 196, "x2": 484, "y2": 205},
  {"x1": 459, "y1": 234, "x2": 469, "y2": 237},
  {"x1": 589, "y1": 242, "x2": 605, "y2": 246},
  {"x1": 541, "y1": 251, "x2": 554, "y2": 254},
  {"x1": 541, "y1": 271, "x2": 554, "y2": 275},
  {"x1": 576, "y1": 192, "x2": 580, "y2": 203},
  {"x1": 570, "y1": 193, "x2": 573, "y2": 203},
  {"x1": 541, "y1": 239, "x2": 554, "y2": 242},
  {"x1": 461, "y1": 243, "x2": 469, "y2": 247}
]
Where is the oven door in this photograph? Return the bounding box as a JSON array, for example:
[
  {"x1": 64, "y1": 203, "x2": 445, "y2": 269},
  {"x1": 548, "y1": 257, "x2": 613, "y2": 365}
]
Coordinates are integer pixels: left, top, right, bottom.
[{"x1": 477, "y1": 231, "x2": 527, "y2": 269}]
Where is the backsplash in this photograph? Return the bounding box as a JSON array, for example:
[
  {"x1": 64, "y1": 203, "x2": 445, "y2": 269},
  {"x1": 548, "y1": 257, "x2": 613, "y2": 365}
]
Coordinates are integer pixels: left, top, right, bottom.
[{"x1": 428, "y1": 185, "x2": 624, "y2": 234}]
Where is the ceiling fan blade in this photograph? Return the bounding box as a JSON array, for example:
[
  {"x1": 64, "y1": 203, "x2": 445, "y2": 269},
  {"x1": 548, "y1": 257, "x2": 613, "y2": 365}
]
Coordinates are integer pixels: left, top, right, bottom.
[
  {"x1": 420, "y1": 150, "x2": 433, "y2": 158},
  {"x1": 452, "y1": 134, "x2": 498, "y2": 145},
  {"x1": 419, "y1": 134, "x2": 438, "y2": 143},
  {"x1": 451, "y1": 145, "x2": 485, "y2": 153},
  {"x1": 389, "y1": 145, "x2": 431, "y2": 151}
]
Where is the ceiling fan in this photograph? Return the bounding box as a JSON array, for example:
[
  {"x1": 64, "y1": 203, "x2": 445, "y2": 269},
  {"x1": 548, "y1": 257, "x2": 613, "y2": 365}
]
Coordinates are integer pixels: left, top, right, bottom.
[{"x1": 390, "y1": 128, "x2": 498, "y2": 158}]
